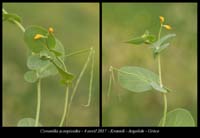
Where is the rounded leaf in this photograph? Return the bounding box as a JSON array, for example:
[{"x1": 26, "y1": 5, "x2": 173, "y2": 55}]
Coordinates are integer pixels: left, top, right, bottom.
[
  {"x1": 47, "y1": 33, "x2": 56, "y2": 49},
  {"x1": 24, "y1": 70, "x2": 38, "y2": 83},
  {"x1": 53, "y1": 39, "x2": 65, "y2": 57},
  {"x1": 27, "y1": 55, "x2": 50, "y2": 70},
  {"x1": 118, "y1": 66, "x2": 159, "y2": 92},
  {"x1": 159, "y1": 108, "x2": 195, "y2": 126},
  {"x1": 37, "y1": 63, "x2": 58, "y2": 78},
  {"x1": 17, "y1": 118, "x2": 42, "y2": 127},
  {"x1": 24, "y1": 26, "x2": 48, "y2": 53}
]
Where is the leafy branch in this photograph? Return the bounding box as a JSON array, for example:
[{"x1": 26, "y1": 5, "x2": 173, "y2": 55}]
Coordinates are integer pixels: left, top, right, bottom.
[{"x1": 108, "y1": 16, "x2": 195, "y2": 126}]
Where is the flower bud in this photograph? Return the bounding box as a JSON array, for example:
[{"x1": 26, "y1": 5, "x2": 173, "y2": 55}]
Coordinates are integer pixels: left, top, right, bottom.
[
  {"x1": 48, "y1": 27, "x2": 54, "y2": 33},
  {"x1": 163, "y1": 24, "x2": 172, "y2": 30},
  {"x1": 34, "y1": 34, "x2": 44, "y2": 40},
  {"x1": 159, "y1": 16, "x2": 165, "y2": 24}
]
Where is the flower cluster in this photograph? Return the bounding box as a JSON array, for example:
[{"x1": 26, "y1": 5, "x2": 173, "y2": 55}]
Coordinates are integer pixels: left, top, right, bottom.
[
  {"x1": 34, "y1": 27, "x2": 54, "y2": 40},
  {"x1": 159, "y1": 16, "x2": 172, "y2": 30}
]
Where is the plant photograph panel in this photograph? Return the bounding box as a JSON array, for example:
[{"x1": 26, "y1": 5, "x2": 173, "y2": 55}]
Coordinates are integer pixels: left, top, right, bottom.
[
  {"x1": 102, "y1": 3, "x2": 197, "y2": 126},
  {"x1": 3, "y1": 3, "x2": 99, "y2": 127}
]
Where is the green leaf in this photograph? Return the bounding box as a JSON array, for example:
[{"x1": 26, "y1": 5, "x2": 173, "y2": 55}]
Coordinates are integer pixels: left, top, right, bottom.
[
  {"x1": 17, "y1": 118, "x2": 42, "y2": 127},
  {"x1": 126, "y1": 37, "x2": 146, "y2": 45},
  {"x1": 145, "y1": 35, "x2": 156, "y2": 44},
  {"x1": 50, "y1": 60, "x2": 74, "y2": 85},
  {"x1": 24, "y1": 26, "x2": 48, "y2": 53},
  {"x1": 118, "y1": 66, "x2": 159, "y2": 92},
  {"x1": 159, "y1": 108, "x2": 195, "y2": 126},
  {"x1": 150, "y1": 82, "x2": 168, "y2": 93},
  {"x1": 39, "y1": 49, "x2": 55, "y2": 60},
  {"x1": 126, "y1": 31, "x2": 156, "y2": 45},
  {"x1": 26, "y1": 53, "x2": 58, "y2": 79},
  {"x1": 54, "y1": 39, "x2": 65, "y2": 57},
  {"x1": 24, "y1": 70, "x2": 38, "y2": 83},
  {"x1": 46, "y1": 33, "x2": 56, "y2": 49},
  {"x1": 3, "y1": 13, "x2": 21, "y2": 23},
  {"x1": 37, "y1": 63, "x2": 58, "y2": 78},
  {"x1": 50, "y1": 49, "x2": 63, "y2": 57},
  {"x1": 154, "y1": 43, "x2": 170, "y2": 54},
  {"x1": 27, "y1": 55, "x2": 50, "y2": 70},
  {"x1": 152, "y1": 34, "x2": 176, "y2": 49}
]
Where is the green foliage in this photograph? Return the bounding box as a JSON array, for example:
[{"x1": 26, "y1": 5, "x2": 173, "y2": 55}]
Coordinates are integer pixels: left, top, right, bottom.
[
  {"x1": 24, "y1": 70, "x2": 38, "y2": 83},
  {"x1": 3, "y1": 13, "x2": 21, "y2": 24},
  {"x1": 50, "y1": 60, "x2": 75, "y2": 85},
  {"x1": 17, "y1": 118, "x2": 42, "y2": 126},
  {"x1": 126, "y1": 30, "x2": 156, "y2": 45},
  {"x1": 46, "y1": 33, "x2": 56, "y2": 49},
  {"x1": 25, "y1": 54, "x2": 58, "y2": 82},
  {"x1": 107, "y1": 11, "x2": 195, "y2": 127},
  {"x1": 151, "y1": 34, "x2": 176, "y2": 56},
  {"x1": 24, "y1": 26, "x2": 48, "y2": 53},
  {"x1": 24, "y1": 26, "x2": 74, "y2": 85},
  {"x1": 118, "y1": 66, "x2": 168, "y2": 93},
  {"x1": 3, "y1": 5, "x2": 97, "y2": 127},
  {"x1": 27, "y1": 55, "x2": 50, "y2": 70},
  {"x1": 150, "y1": 82, "x2": 168, "y2": 93},
  {"x1": 159, "y1": 108, "x2": 195, "y2": 126}
]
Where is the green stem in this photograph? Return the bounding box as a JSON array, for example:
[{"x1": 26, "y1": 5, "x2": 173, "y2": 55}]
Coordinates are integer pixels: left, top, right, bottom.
[
  {"x1": 59, "y1": 87, "x2": 69, "y2": 127},
  {"x1": 13, "y1": 20, "x2": 25, "y2": 32},
  {"x1": 157, "y1": 24, "x2": 167, "y2": 127},
  {"x1": 64, "y1": 48, "x2": 90, "y2": 57},
  {"x1": 56, "y1": 56, "x2": 67, "y2": 71},
  {"x1": 158, "y1": 24, "x2": 162, "y2": 40},
  {"x1": 66, "y1": 48, "x2": 93, "y2": 124},
  {"x1": 158, "y1": 55, "x2": 163, "y2": 87},
  {"x1": 83, "y1": 49, "x2": 95, "y2": 107},
  {"x1": 3, "y1": 8, "x2": 25, "y2": 32},
  {"x1": 107, "y1": 67, "x2": 113, "y2": 98},
  {"x1": 35, "y1": 79, "x2": 41, "y2": 127},
  {"x1": 55, "y1": 56, "x2": 69, "y2": 126},
  {"x1": 162, "y1": 93, "x2": 167, "y2": 126}
]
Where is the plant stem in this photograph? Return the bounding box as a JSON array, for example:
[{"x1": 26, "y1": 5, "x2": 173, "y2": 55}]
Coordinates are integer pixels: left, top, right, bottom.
[
  {"x1": 3, "y1": 8, "x2": 25, "y2": 32},
  {"x1": 83, "y1": 49, "x2": 95, "y2": 106},
  {"x1": 35, "y1": 79, "x2": 41, "y2": 127},
  {"x1": 162, "y1": 93, "x2": 167, "y2": 126},
  {"x1": 66, "y1": 48, "x2": 93, "y2": 124},
  {"x1": 158, "y1": 24, "x2": 162, "y2": 40},
  {"x1": 13, "y1": 20, "x2": 25, "y2": 32},
  {"x1": 64, "y1": 48, "x2": 91, "y2": 57},
  {"x1": 157, "y1": 24, "x2": 167, "y2": 127},
  {"x1": 59, "y1": 87, "x2": 69, "y2": 127},
  {"x1": 3, "y1": 9, "x2": 25, "y2": 32},
  {"x1": 107, "y1": 71, "x2": 112, "y2": 98},
  {"x1": 158, "y1": 55, "x2": 163, "y2": 87}
]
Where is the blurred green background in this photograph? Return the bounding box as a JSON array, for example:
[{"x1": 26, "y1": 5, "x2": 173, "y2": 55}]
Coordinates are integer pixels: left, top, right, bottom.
[
  {"x1": 102, "y1": 3, "x2": 197, "y2": 126},
  {"x1": 3, "y1": 3, "x2": 99, "y2": 126}
]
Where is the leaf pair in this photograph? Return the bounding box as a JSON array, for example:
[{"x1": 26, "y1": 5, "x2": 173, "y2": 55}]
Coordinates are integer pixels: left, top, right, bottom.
[
  {"x1": 24, "y1": 26, "x2": 56, "y2": 53},
  {"x1": 151, "y1": 34, "x2": 176, "y2": 57},
  {"x1": 3, "y1": 9, "x2": 21, "y2": 24},
  {"x1": 24, "y1": 26, "x2": 74, "y2": 85},
  {"x1": 24, "y1": 54, "x2": 58, "y2": 83},
  {"x1": 117, "y1": 66, "x2": 169, "y2": 93},
  {"x1": 126, "y1": 30, "x2": 156, "y2": 45},
  {"x1": 125, "y1": 30, "x2": 176, "y2": 57}
]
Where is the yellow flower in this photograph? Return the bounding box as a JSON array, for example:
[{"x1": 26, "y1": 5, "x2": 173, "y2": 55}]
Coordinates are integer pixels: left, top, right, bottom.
[
  {"x1": 159, "y1": 16, "x2": 165, "y2": 24},
  {"x1": 34, "y1": 34, "x2": 44, "y2": 40},
  {"x1": 163, "y1": 24, "x2": 172, "y2": 30},
  {"x1": 48, "y1": 27, "x2": 54, "y2": 33}
]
